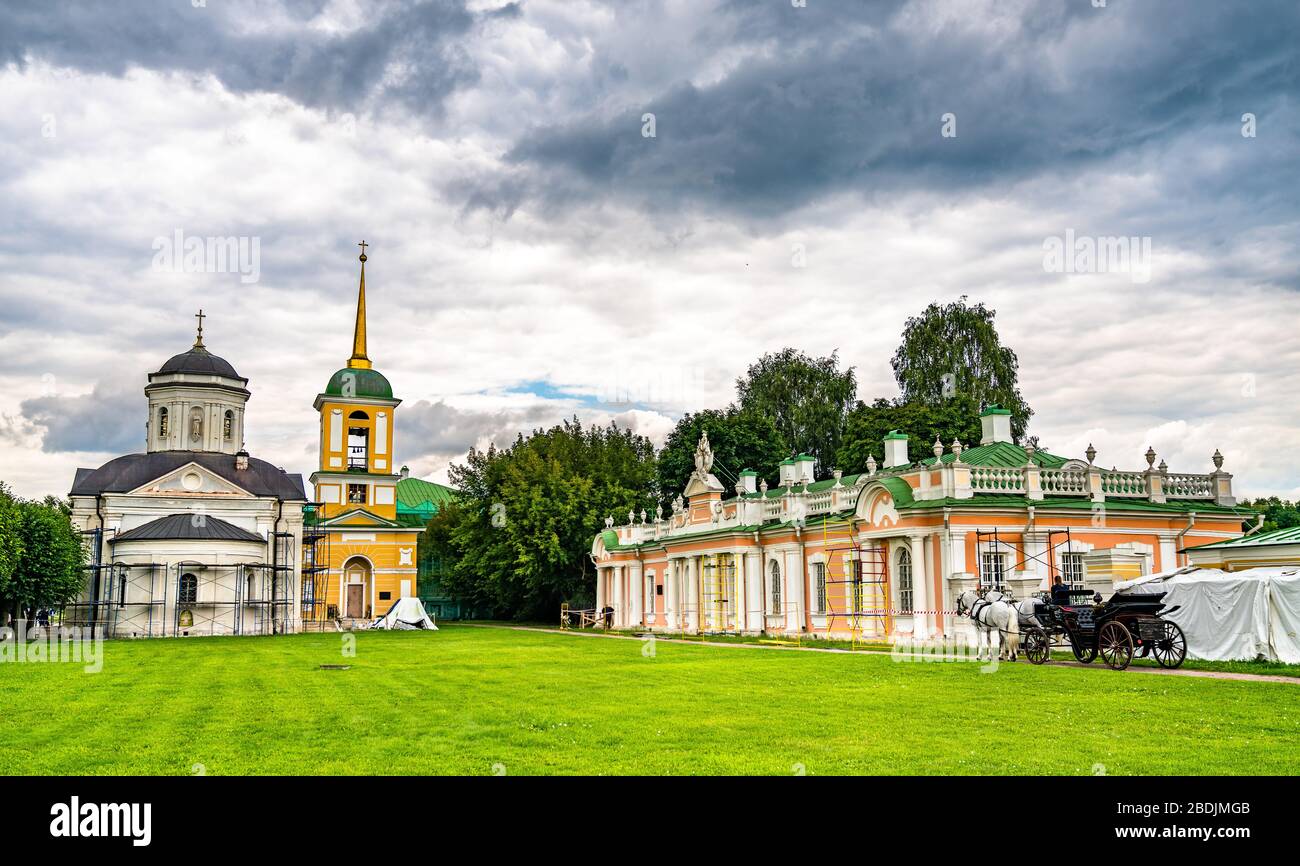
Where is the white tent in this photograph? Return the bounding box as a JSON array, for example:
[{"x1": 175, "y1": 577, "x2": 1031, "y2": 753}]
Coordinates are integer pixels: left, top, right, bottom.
[
  {"x1": 371, "y1": 596, "x2": 438, "y2": 631},
  {"x1": 1114, "y1": 566, "x2": 1300, "y2": 662}
]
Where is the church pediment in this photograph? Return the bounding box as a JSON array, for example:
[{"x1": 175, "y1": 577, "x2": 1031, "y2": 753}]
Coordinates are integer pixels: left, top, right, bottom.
[{"x1": 129, "y1": 462, "x2": 254, "y2": 498}]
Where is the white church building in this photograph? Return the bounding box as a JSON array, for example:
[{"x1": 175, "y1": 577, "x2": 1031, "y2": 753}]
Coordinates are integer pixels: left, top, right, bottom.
[{"x1": 66, "y1": 315, "x2": 308, "y2": 637}]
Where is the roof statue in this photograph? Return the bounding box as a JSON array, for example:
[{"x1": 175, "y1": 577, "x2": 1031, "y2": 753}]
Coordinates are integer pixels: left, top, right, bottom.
[{"x1": 693, "y1": 430, "x2": 714, "y2": 478}]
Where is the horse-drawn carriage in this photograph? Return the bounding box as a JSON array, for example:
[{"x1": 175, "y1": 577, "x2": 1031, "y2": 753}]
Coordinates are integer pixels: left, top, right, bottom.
[{"x1": 1020, "y1": 589, "x2": 1187, "y2": 671}]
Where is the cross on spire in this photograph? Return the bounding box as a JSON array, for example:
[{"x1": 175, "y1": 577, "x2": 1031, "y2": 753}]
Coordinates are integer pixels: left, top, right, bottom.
[
  {"x1": 194, "y1": 309, "x2": 206, "y2": 348},
  {"x1": 358, "y1": 239, "x2": 369, "y2": 262}
]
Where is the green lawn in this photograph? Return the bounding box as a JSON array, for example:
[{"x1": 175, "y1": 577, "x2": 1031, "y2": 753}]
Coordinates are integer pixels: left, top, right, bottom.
[{"x1": 2, "y1": 624, "x2": 1297, "y2": 775}]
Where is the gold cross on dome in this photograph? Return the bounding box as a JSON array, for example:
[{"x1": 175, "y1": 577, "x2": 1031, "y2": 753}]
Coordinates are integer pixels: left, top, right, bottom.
[{"x1": 194, "y1": 309, "x2": 206, "y2": 347}]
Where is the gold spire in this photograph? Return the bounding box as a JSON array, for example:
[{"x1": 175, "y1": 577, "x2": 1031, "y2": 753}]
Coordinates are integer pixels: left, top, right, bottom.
[{"x1": 348, "y1": 241, "x2": 372, "y2": 370}]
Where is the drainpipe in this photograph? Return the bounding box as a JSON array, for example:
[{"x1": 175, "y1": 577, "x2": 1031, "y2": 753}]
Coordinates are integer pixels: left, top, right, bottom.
[
  {"x1": 1242, "y1": 513, "x2": 1266, "y2": 537},
  {"x1": 1174, "y1": 512, "x2": 1197, "y2": 568}
]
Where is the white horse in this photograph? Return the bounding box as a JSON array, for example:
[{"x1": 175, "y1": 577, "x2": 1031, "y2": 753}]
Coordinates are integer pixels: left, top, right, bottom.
[{"x1": 956, "y1": 589, "x2": 1021, "y2": 661}]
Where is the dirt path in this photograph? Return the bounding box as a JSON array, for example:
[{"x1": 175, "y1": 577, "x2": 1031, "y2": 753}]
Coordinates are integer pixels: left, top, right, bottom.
[{"x1": 460, "y1": 622, "x2": 1300, "y2": 685}]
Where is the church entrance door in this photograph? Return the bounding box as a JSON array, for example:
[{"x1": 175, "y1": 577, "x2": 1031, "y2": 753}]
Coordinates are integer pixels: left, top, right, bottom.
[{"x1": 346, "y1": 584, "x2": 364, "y2": 618}]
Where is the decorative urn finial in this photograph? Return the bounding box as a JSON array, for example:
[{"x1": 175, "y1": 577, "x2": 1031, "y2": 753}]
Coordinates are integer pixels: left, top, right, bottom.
[
  {"x1": 866, "y1": 454, "x2": 877, "y2": 475},
  {"x1": 1085, "y1": 443, "x2": 1097, "y2": 465},
  {"x1": 933, "y1": 437, "x2": 944, "y2": 459},
  {"x1": 953, "y1": 439, "x2": 964, "y2": 461},
  {"x1": 1145, "y1": 446, "x2": 1157, "y2": 469},
  {"x1": 1212, "y1": 449, "x2": 1224, "y2": 470}
]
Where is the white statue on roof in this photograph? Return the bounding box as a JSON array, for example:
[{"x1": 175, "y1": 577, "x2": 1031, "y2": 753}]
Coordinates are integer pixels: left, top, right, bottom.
[{"x1": 694, "y1": 430, "x2": 714, "y2": 478}]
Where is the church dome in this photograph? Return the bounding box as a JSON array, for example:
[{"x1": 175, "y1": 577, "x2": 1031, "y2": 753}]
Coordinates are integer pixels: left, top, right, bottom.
[
  {"x1": 324, "y1": 367, "x2": 393, "y2": 400},
  {"x1": 157, "y1": 345, "x2": 242, "y2": 380}
]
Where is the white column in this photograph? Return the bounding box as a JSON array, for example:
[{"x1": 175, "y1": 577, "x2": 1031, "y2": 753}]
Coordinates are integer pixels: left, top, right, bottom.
[
  {"x1": 664, "y1": 560, "x2": 677, "y2": 630},
  {"x1": 629, "y1": 562, "x2": 643, "y2": 626},
  {"x1": 685, "y1": 557, "x2": 699, "y2": 632},
  {"x1": 909, "y1": 534, "x2": 930, "y2": 639},
  {"x1": 745, "y1": 553, "x2": 762, "y2": 632},
  {"x1": 784, "y1": 549, "x2": 802, "y2": 633},
  {"x1": 595, "y1": 566, "x2": 605, "y2": 615},
  {"x1": 733, "y1": 549, "x2": 746, "y2": 632},
  {"x1": 612, "y1": 565, "x2": 624, "y2": 627}
]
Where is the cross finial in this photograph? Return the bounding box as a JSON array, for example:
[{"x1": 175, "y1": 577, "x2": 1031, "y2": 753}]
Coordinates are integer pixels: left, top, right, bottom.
[
  {"x1": 358, "y1": 239, "x2": 369, "y2": 262},
  {"x1": 194, "y1": 309, "x2": 206, "y2": 348}
]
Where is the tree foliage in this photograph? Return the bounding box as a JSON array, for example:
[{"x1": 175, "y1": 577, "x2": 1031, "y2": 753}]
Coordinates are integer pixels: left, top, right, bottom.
[
  {"x1": 422, "y1": 418, "x2": 657, "y2": 621},
  {"x1": 735, "y1": 348, "x2": 856, "y2": 474},
  {"x1": 891, "y1": 297, "x2": 1032, "y2": 440},
  {"x1": 838, "y1": 395, "x2": 985, "y2": 474},
  {"x1": 1238, "y1": 497, "x2": 1300, "y2": 534},
  {"x1": 656, "y1": 409, "x2": 787, "y2": 507},
  {"x1": 0, "y1": 487, "x2": 87, "y2": 625}
]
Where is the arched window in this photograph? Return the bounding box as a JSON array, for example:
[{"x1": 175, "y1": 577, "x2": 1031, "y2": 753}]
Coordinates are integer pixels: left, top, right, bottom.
[
  {"x1": 179, "y1": 572, "x2": 198, "y2": 604},
  {"x1": 769, "y1": 560, "x2": 782, "y2": 613},
  {"x1": 223, "y1": 410, "x2": 234, "y2": 440},
  {"x1": 158, "y1": 407, "x2": 169, "y2": 438},
  {"x1": 347, "y1": 412, "x2": 370, "y2": 470},
  {"x1": 897, "y1": 548, "x2": 914, "y2": 613}
]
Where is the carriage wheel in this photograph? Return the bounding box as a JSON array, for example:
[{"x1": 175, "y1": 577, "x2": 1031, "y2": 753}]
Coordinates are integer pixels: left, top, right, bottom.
[
  {"x1": 1023, "y1": 627, "x2": 1050, "y2": 665},
  {"x1": 1070, "y1": 638, "x2": 1097, "y2": 664},
  {"x1": 1150, "y1": 621, "x2": 1187, "y2": 669},
  {"x1": 1098, "y1": 621, "x2": 1134, "y2": 671}
]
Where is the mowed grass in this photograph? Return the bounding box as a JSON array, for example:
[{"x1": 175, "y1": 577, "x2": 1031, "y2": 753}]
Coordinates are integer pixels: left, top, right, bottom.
[{"x1": 2, "y1": 624, "x2": 1297, "y2": 775}]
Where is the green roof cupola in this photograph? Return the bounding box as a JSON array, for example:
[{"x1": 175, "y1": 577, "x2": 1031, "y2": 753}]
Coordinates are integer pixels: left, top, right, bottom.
[{"x1": 980, "y1": 404, "x2": 1013, "y2": 445}]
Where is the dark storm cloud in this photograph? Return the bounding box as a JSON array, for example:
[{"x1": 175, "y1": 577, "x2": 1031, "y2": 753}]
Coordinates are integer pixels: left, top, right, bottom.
[
  {"x1": 0, "y1": 0, "x2": 477, "y2": 117},
  {"x1": 500, "y1": 0, "x2": 1300, "y2": 218},
  {"x1": 21, "y1": 381, "x2": 144, "y2": 454}
]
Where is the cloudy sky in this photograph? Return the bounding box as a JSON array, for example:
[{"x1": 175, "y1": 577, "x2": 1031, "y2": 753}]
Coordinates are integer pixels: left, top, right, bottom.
[{"x1": 1, "y1": 0, "x2": 1297, "y2": 501}]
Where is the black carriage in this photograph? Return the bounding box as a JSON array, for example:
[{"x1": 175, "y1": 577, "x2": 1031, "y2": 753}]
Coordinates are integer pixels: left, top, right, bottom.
[{"x1": 1021, "y1": 589, "x2": 1187, "y2": 671}]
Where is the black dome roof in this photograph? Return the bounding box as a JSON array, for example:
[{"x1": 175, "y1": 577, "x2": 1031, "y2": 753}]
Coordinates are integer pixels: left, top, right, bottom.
[{"x1": 156, "y1": 346, "x2": 242, "y2": 380}]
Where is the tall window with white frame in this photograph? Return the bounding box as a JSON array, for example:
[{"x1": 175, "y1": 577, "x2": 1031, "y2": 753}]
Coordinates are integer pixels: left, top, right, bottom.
[
  {"x1": 769, "y1": 560, "x2": 782, "y2": 614},
  {"x1": 646, "y1": 572, "x2": 655, "y2": 620},
  {"x1": 897, "y1": 547, "x2": 914, "y2": 612},
  {"x1": 980, "y1": 550, "x2": 1007, "y2": 592},
  {"x1": 1061, "y1": 552, "x2": 1085, "y2": 589},
  {"x1": 813, "y1": 561, "x2": 827, "y2": 614}
]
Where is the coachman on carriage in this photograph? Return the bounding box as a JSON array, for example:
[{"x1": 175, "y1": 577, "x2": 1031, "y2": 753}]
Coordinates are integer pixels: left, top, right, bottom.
[{"x1": 1020, "y1": 588, "x2": 1188, "y2": 671}]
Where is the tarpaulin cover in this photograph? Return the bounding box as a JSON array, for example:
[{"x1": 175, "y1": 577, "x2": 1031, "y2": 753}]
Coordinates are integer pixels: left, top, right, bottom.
[{"x1": 1115, "y1": 567, "x2": 1300, "y2": 661}]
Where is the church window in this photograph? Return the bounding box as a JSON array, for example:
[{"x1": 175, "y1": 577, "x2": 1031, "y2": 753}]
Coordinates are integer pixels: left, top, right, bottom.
[
  {"x1": 347, "y1": 484, "x2": 366, "y2": 504},
  {"x1": 179, "y1": 572, "x2": 198, "y2": 604},
  {"x1": 223, "y1": 410, "x2": 234, "y2": 440},
  {"x1": 379, "y1": 591, "x2": 391, "y2": 601},
  {"x1": 347, "y1": 413, "x2": 370, "y2": 470},
  {"x1": 158, "y1": 407, "x2": 169, "y2": 438}
]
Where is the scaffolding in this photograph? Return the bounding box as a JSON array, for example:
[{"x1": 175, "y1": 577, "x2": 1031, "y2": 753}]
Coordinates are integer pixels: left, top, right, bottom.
[
  {"x1": 300, "y1": 503, "x2": 333, "y2": 629},
  {"x1": 699, "y1": 553, "x2": 738, "y2": 634},
  {"x1": 63, "y1": 563, "x2": 169, "y2": 638},
  {"x1": 975, "y1": 527, "x2": 1074, "y2": 592},
  {"x1": 822, "y1": 519, "x2": 891, "y2": 649}
]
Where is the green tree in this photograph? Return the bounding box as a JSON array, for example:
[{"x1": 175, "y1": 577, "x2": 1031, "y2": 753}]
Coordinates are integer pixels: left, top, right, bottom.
[
  {"x1": 656, "y1": 408, "x2": 788, "y2": 507},
  {"x1": 0, "y1": 484, "x2": 24, "y2": 619},
  {"x1": 3, "y1": 497, "x2": 87, "y2": 626},
  {"x1": 1238, "y1": 497, "x2": 1300, "y2": 534},
  {"x1": 426, "y1": 418, "x2": 657, "y2": 620},
  {"x1": 838, "y1": 395, "x2": 985, "y2": 473},
  {"x1": 891, "y1": 297, "x2": 1032, "y2": 440},
  {"x1": 735, "y1": 348, "x2": 856, "y2": 474}
]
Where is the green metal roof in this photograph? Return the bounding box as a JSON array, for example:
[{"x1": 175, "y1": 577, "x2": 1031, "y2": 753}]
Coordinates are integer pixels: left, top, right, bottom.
[
  {"x1": 921, "y1": 441, "x2": 1069, "y2": 469},
  {"x1": 1189, "y1": 526, "x2": 1300, "y2": 549},
  {"x1": 981, "y1": 404, "x2": 1012, "y2": 416},
  {"x1": 324, "y1": 367, "x2": 394, "y2": 400},
  {"x1": 395, "y1": 476, "x2": 457, "y2": 518}
]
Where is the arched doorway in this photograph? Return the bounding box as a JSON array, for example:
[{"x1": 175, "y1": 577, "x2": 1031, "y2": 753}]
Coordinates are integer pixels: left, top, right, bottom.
[{"x1": 342, "y1": 556, "x2": 372, "y2": 619}]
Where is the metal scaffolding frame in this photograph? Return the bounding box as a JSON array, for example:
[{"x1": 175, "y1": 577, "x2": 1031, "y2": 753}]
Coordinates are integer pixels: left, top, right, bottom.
[
  {"x1": 300, "y1": 503, "x2": 333, "y2": 628},
  {"x1": 822, "y1": 519, "x2": 892, "y2": 648},
  {"x1": 975, "y1": 527, "x2": 1074, "y2": 592}
]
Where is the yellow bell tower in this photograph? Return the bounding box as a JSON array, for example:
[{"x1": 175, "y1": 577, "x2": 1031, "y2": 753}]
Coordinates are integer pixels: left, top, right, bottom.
[{"x1": 308, "y1": 242, "x2": 421, "y2": 620}]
